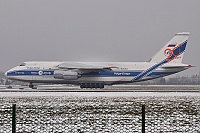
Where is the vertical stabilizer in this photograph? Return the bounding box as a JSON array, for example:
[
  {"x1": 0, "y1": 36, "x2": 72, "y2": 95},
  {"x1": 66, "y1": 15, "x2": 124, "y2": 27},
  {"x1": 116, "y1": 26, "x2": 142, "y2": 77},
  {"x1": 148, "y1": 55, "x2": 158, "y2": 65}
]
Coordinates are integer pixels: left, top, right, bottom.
[{"x1": 149, "y1": 32, "x2": 189, "y2": 63}]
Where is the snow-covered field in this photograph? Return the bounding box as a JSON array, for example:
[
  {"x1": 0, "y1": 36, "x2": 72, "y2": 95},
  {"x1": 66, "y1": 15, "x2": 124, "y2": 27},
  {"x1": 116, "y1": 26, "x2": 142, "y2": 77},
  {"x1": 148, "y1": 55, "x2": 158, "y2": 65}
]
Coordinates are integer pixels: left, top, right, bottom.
[{"x1": 0, "y1": 91, "x2": 200, "y2": 132}]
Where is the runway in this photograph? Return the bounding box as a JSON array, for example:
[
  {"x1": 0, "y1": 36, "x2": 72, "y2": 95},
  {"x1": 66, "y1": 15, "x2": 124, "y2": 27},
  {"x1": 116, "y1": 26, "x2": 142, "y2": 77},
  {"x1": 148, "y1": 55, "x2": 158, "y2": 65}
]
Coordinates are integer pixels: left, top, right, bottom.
[{"x1": 0, "y1": 85, "x2": 200, "y2": 92}]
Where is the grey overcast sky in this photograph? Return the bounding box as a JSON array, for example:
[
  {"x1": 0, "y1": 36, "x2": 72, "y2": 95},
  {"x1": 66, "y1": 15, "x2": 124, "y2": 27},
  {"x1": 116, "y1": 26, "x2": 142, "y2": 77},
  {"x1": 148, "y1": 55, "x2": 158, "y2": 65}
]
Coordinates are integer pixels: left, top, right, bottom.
[{"x1": 0, "y1": 0, "x2": 200, "y2": 75}]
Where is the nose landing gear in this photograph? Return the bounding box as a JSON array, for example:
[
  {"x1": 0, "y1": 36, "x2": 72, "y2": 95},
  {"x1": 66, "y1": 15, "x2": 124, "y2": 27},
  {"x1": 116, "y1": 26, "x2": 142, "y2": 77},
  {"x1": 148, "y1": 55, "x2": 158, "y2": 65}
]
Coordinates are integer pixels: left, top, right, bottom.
[{"x1": 29, "y1": 83, "x2": 37, "y2": 89}]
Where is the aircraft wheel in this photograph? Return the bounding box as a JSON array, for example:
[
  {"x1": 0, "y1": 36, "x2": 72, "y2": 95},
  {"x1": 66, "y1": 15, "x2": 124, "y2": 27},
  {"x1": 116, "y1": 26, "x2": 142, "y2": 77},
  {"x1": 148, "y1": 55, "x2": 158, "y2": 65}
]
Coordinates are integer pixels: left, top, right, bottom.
[
  {"x1": 29, "y1": 83, "x2": 37, "y2": 89},
  {"x1": 95, "y1": 83, "x2": 100, "y2": 89},
  {"x1": 80, "y1": 83, "x2": 104, "y2": 89},
  {"x1": 80, "y1": 83, "x2": 86, "y2": 89},
  {"x1": 29, "y1": 83, "x2": 34, "y2": 88},
  {"x1": 80, "y1": 84, "x2": 84, "y2": 89},
  {"x1": 100, "y1": 84, "x2": 104, "y2": 89}
]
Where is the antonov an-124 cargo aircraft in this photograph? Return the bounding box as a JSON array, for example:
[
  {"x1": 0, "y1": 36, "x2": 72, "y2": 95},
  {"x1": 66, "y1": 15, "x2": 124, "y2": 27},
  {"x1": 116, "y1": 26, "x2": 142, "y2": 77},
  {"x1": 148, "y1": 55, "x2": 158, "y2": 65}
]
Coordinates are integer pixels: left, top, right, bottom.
[{"x1": 5, "y1": 32, "x2": 193, "y2": 88}]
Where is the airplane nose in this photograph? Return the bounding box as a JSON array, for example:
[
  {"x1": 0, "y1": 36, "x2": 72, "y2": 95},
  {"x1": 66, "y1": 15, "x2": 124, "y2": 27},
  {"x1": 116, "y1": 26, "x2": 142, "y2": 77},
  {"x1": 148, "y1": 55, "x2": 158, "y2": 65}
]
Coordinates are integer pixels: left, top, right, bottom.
[
  {"x1": 5, "y1": 70, "x2": 12, "y2": 78},
  {"x1": 5, "y1": 71, "x2": 8, "y2": 77},
  {"x1": 5, "y1": 67, "x2": 18, "y2": 79}
]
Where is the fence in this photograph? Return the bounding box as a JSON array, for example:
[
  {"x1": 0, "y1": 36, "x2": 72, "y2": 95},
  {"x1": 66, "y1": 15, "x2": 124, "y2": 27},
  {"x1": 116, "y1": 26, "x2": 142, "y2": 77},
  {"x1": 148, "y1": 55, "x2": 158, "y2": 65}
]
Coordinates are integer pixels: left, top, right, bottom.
[{"x1": 0, "y1": 104, "x2": 200, "y2": 133}]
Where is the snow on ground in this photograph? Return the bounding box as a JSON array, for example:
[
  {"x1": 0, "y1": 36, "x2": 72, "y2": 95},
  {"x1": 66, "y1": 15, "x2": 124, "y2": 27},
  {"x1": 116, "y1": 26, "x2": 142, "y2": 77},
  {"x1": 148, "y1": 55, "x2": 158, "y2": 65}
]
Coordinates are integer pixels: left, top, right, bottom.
[
  {"x1": 0, "y1": 91, "x2": 200, "y2": 97},
  {"x1": 0, "y1": 89, "x2": 200, "y2": 132}
]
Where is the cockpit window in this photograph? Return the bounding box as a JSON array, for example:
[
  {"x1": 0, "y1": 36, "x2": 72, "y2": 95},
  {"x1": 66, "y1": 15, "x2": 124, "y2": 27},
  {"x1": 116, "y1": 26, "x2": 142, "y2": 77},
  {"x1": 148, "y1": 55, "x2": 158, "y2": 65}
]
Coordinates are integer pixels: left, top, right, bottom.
[{"x1": 19, "y1": 63, "x2": 26, "y2": 66}]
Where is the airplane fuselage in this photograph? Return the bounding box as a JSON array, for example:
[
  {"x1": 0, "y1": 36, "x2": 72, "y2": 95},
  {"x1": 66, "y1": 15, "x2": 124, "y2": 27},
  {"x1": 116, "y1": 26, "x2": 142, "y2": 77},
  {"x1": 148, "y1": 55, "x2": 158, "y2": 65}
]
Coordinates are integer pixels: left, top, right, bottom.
[{"x1": 6, "y1": 61, "x2": 189, "y2": 85}]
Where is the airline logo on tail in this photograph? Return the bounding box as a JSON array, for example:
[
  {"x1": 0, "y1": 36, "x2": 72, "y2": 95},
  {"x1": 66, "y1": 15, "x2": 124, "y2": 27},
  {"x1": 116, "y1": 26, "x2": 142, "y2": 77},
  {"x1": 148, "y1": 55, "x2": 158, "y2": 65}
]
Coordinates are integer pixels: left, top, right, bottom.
[
  {"x1": 164, "y1": 41, "x2": 187, "y2": 62},
  {"x1": 134, "y1": 40, "x2": 188, "y2": 81},
  {"x1": 164, "y1": 44, "x2": 176, "y2": 57}
]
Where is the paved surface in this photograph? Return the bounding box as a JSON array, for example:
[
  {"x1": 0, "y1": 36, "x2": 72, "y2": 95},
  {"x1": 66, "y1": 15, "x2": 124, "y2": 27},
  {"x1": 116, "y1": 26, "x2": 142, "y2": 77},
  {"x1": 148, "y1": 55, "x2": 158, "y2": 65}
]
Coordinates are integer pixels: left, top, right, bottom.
[{"x1": 0, "y1": 85, "x2": 200, "y2": 92}]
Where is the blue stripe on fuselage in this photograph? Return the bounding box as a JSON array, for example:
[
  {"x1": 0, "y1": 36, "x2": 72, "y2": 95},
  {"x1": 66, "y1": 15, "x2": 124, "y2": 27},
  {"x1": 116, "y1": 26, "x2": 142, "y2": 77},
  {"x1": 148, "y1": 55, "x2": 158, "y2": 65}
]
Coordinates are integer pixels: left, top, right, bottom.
[
  {"x1": 7, "y1": 70, "x2": 54, "y2": 76},
  {"x1": 134, "y1": 60, "x2": 167, "y2": 80},
  {"x1": 7, "y1": 70, "x2": 174, "y2": 77}
]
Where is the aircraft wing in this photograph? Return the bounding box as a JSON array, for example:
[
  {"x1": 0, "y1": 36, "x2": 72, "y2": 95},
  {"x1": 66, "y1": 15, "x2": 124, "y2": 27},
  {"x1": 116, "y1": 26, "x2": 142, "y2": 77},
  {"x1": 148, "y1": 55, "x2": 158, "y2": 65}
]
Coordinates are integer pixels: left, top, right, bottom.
[{"x1": 57, "y1": 62, "x2": 117, "y2": 71}]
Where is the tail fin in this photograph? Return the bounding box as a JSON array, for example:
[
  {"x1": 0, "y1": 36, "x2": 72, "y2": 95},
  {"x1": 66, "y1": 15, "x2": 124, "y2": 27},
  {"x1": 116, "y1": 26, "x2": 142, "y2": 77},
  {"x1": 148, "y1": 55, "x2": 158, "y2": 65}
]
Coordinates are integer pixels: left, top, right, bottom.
[{"x1": 149, "y1": 32, "x2": 189, "y2": 63}]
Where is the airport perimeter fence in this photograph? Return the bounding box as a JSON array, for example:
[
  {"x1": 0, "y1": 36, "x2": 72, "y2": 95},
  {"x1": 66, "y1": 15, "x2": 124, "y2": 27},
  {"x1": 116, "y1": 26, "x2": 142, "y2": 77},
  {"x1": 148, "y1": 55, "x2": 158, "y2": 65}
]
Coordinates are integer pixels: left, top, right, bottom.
[{"x1": 0, "y1": 104, "x2": 200, "y2": 133}]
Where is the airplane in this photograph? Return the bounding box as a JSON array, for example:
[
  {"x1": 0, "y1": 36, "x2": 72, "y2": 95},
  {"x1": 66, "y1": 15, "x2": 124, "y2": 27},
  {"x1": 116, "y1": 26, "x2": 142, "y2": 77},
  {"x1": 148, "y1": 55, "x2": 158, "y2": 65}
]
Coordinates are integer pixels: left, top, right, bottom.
[{"x1": 5, "y1": 32, "x2": 193, "y2": 89}]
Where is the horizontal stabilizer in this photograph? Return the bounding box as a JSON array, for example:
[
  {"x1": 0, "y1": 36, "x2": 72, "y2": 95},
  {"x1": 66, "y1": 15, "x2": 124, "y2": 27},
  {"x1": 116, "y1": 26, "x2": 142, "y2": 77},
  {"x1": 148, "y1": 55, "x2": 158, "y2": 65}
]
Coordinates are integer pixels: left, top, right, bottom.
[{"x1": 161, "y1": 64, "x2": 193, "y2": 69}]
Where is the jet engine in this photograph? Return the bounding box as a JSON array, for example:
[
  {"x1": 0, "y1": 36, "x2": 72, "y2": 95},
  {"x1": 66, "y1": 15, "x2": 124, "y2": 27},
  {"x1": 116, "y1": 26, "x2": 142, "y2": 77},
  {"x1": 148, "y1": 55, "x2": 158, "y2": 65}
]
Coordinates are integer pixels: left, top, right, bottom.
[{"x1": 54, "y1": 70, "x2": 79, "y2": 80}]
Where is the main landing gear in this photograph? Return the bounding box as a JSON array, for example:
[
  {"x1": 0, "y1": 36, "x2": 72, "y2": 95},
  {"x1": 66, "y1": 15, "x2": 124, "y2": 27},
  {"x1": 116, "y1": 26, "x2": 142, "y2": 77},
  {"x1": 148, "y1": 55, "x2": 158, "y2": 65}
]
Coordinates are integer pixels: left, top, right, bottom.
[{"x1": 80, "y1": 83, "x2": 104, "y2": 89}]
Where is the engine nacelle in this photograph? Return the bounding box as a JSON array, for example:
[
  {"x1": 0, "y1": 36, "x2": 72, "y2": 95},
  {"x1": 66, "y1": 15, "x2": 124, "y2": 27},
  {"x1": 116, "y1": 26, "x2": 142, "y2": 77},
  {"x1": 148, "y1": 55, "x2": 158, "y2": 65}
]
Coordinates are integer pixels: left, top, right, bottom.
[
  {"x1": 54, "y1": 70, "x2": 79, "y2": 80},
  {"x1": 63, "y1": 71, "x2": 79, "y2": 80},
  {"x1": 54, "y1": 70, "x2": 63, "y2": 79}
]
